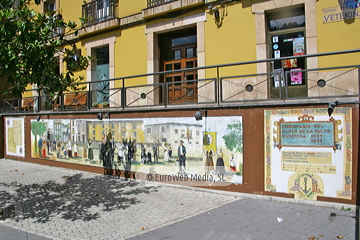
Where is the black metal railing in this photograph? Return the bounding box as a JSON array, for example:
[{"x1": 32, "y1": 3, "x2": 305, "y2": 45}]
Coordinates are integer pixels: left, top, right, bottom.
[
  {"x1": 2, "y1": 49, "x2": 360, "y2": 114},
  {"x1": 147, "y1": 0, "x2": 178, "y2": 8},
  {"x1": 82, "y1": 0, "x2": 115, "y2": 26}
]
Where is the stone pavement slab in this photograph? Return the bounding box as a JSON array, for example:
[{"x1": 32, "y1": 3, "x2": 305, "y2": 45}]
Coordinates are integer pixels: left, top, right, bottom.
[{"x1": 0, "y1": 224, "x2": 50, "y2": 240}]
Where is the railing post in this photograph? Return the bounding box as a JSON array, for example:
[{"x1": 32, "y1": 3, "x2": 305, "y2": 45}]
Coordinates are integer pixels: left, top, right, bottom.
[
  {"x1": 121, "y1": 78, "x2": 125, "y2": 109},
  {"x1": 1, "y1": 94, "x2": 3, "y2": 113},
  {"x1": 216, "y1": 66, "x2": 220, "y2": 105},
  {"x1": 17, "y1": 98, "x2": 20, "y2": 112},
  {"x1": 35, "y1": 95, "x2": 40, "y2": 112},
  {"x1": 87, "y1": 89, "x2": 91, "y2": 110},
  {"x1": 284, "y1": 70, "x2": 288, "y2": 100},
  {"x1": 60, "y1": 93, "x2": 64, "y2": 111},
  {"x1": 164, "y1": 79, "x2": 167, "y2": 108}
]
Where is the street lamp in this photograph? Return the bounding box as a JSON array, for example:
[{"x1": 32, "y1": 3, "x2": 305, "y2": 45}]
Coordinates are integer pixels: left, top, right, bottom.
[
  {"x1": 327, "y1": 101, "x2": 339, "y2": 117},
  {"x1": 194, "y1": 110, "x2": 207, "y2": 121},
  {"x1": 97, "y1": 112, "x2": 110, "y2": 121}
]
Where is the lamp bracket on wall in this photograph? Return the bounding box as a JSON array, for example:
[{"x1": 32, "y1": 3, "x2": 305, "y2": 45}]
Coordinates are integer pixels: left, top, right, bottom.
[{"x1": 194, "y1": 109, "x2": 208, "y2": 121}]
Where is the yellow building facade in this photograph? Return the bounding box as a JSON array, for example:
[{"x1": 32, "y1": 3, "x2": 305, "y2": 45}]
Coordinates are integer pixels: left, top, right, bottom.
[{"x1": 26, "y1": 0, "x2": 359, "y2": 104}]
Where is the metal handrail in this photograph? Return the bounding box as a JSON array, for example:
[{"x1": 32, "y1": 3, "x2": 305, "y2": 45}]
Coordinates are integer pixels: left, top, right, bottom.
[
  {"x1": 18, "y1": 48, "x2": 360, "y2": 91},
  {"x1": 2, "y1": 49, "x2": 360, "y2": 114}
]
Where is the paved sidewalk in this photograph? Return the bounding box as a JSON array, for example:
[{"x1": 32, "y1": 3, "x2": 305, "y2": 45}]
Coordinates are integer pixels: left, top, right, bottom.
[
  {"x1": 0, "y1": 158, "x2": 356, "y2": 240},
  {"x1": 128, "y1": 198, "x2": 356, "y2": 240},
  {"x1": 0, "y1": 159, "x2": 237, "y2": 240}
]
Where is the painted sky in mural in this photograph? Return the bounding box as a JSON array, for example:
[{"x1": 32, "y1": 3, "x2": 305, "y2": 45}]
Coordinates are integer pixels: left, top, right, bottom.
[
  {"x1": 30, "y1": 116, "x2": 243, "y2": 184},
  {"x1": 264, "y1": 108, "x2": 352, "y2": 201}
]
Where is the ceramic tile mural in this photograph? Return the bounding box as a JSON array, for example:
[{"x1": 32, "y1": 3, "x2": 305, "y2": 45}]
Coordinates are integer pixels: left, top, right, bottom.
[
  {"x1": 31, "y1": 116, "x2": 243, "y2": 184},
  {"x1": 264, "y1": 108, "x2": 352, "y2": 200}
]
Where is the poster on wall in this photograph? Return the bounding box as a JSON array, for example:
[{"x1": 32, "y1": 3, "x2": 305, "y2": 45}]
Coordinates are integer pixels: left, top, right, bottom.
[
  {"x1": 273, "y1": 69, "x2": 284, "y2": 87},
  {"x1": 30, "y1": 116, "x2": 244, "y2": 185},
  {"x1": 264, "y1": 108, "x2": 352, "y2": 200},
  {"x1": 282, "y1": 58, "x2": 297, "y2": 68},
  {"x1": 290, "y1": 68, "x2": 303, "y2": 85},
  {"x1": 5, "y1": 117, "x2": 25, "y2": 157},
  {"x1": 293, "y1": 37, "x2": 305, "y2": 56}
]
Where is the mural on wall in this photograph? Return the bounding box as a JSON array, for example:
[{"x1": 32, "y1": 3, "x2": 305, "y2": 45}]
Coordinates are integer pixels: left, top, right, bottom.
[
  {"x1": 264, "y1": 108, "x2": 352, "y2": 200},
  {"x1": 5, "y1": 117, "x2": 25, "y2": 157},
  {"x1": 30, "y1": 116, "x2": 243, "y2": 184}
]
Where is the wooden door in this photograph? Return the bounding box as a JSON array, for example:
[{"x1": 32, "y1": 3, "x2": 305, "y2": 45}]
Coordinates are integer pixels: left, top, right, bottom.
[{"x1": 164, "y1": 45, "x2": 197, "y2": 104}]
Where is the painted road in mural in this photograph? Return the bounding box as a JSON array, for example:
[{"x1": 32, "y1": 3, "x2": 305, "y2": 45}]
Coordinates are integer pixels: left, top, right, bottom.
[
  {"x1": 264, "y1": 107, "x2": 352, "y2": 201},
  {"x1": 30, "y1": 117, "x2": 243, "y2": 184}
]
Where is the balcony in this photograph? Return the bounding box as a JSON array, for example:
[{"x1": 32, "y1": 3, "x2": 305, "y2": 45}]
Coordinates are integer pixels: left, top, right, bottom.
[
  {"x1": 147, "y1": 0, "x2": 178, "y2": 8},
  {"x1": 143, "y1": 0, "x2": 203, "y2": 19},
  {"x1": 79, "y1": 0, "x2": 119, "y2": 36},
  {"x1": 82, "y1": 0, "x2": 116, "y2": 26}
]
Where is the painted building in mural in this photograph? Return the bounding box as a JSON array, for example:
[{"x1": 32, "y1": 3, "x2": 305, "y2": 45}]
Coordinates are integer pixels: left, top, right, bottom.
[
  {"x1": 87, "y1": 120, "x2": 144, "y2": 143},
  {"x1": 73, "y1": 120, "x2": 87, "y2": 143},
  {"x1": 144, "y1": 122, "x2": 203, "y2": 158}
]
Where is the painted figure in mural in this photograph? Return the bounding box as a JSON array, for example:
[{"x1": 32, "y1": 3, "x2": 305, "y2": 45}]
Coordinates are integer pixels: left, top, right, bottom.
[
  {"x1": 56, "y1": 139, "x2": 61, "y2": 158},
  {"x1": 140, "y1": 144, "x2": 146, "y2": 163},
  {"x1": 129, "y1": 140, "x2": 136, "y2": 162},
  {"x1": 230, "y1": 154, "x2": 236, "y2": 172},
  {"x1": 47, "y1": 129, "x2": 51, "y2": 154},
  {"x1": 52, "y1": 140, "x2": 56, "y2": 151},
  {"x1": 204, "y1": 149, "x2": 214, "y2": 173},
  {"x1": 168, "y1": 146, "x2": 172, "y2": 161},
  {"x1": 118, "y1": 143, "x2": 125, "y2": 163},
  {"x1": 62, "y1": 143, "x2": 67, "y2": 158},
  {"x1": 110, "y1": 138, "x2": 116, "y2": 162},
  {"x1": 66, "y1": 140, "x2": 72, "y2": 158},
  {"x1": 73, "y1": 142, "x2": 78, "y2": 158},
  {"x1": 126, "y1": 141, "x2": 131, "y2": 162},
  {"x1": 87, "y1": 139, "x2": 94, "y2": 162},
  {"x1": 100, "y1": 139, "x2": 107, "y2": 166},
  {"x1": 146, "y1": 144, "x2": 152, "y2": 164},
  {"x1": 178, "y1": 140, "x2": 186, "y2": 173},
  {"x1": 334, "y1": 142, "x2": 342, "y2": 151},
  {"x1": 153, "y1": 144, "x2": 158, "y2": 164},
  {"x1": 83, "y1": 145, "x2": 87, "y2": 160},
  {"x1": 42, "y1": 139, "x2": 47, "y2": 158},
  {"x1": 107, "y1": 130, "x2": 112, "y2": 142},
  {"x1": 105, "y1": 140, "x2": 112, "y2": 167},
  {"x1": 105, "y1": 140, "x2": 112, "y2": 165},
  {"x1": 162, "y1": 142, "x2": 169, "y2": 162},
  {"x1": 56, "y1": 138, "x2": 61, "y2": 154},
  {"x1": 38, "y1": 138, "x2": 43, "y2": 157},
  {"x1": 215, "y1": 149, "x2": 225, "y2": 174}
]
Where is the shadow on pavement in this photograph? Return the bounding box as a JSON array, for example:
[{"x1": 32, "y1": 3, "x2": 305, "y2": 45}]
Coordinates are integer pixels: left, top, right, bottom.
[{"x1": 0, "y1": 173, "x2": 159, "y2": 223}]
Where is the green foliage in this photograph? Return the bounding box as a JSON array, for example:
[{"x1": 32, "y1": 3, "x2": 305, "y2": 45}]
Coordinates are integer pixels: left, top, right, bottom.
[
  {"x1": 238, "y1": 163, "x2": 243, "y2": 174},
  {"x1": 222, "y1": 120, "x2": 243, "y2": 153},
  {"x1": 31, "y1": 120, "x2": 46, "y2": 153},
  {"x1": 0, "y1": 0, "x2": 93, "y2": 98},
  {"x1": 31, "y1": 120, "x2": 47, "y2": 136},
  {"x1": 341, "y1": 206, "x2": 352, "y2": 211}
]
